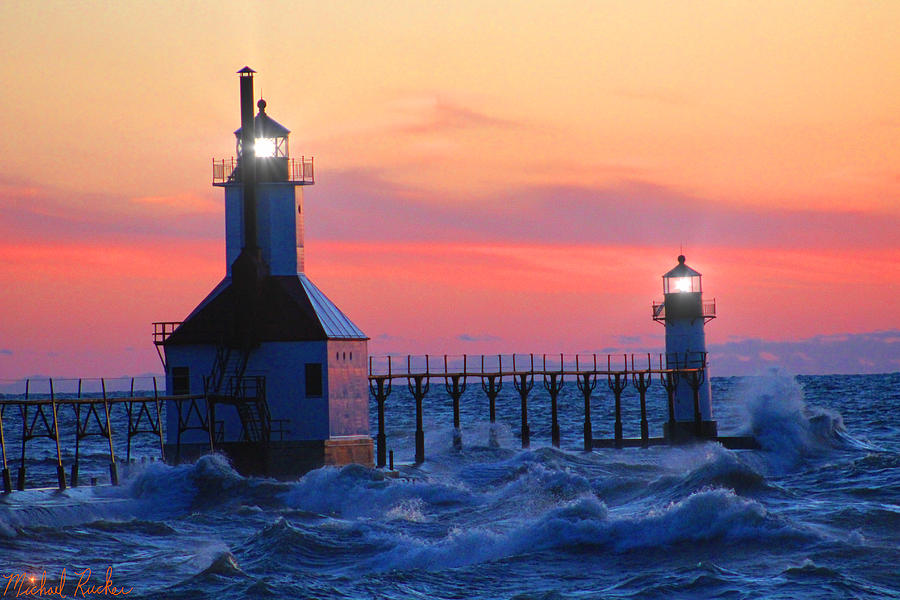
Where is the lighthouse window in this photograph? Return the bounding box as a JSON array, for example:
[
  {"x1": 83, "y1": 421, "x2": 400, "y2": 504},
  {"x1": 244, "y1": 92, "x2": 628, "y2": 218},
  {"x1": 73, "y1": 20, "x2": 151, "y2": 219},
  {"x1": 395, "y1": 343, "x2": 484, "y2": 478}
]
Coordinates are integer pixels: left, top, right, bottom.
[
  {"x1": 305, "y1": 363, "x2": 323, "y2": 397},
  {"x1": 172, "y1": 367, "x2": 190, "y2": 395}
]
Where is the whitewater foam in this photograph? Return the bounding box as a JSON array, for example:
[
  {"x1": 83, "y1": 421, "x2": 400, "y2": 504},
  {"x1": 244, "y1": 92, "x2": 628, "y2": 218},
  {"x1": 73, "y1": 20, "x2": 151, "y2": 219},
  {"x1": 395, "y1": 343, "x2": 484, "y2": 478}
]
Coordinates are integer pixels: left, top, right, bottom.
[
  {"x1": 282, "y1": 463, "x2": 474, "y2": 518},
  {"x1": 729, "y1": 369, "x2": 861, "y2": 472},
  {"x1": 370, "y1": 486, "x2": 813, "y2": 571}
]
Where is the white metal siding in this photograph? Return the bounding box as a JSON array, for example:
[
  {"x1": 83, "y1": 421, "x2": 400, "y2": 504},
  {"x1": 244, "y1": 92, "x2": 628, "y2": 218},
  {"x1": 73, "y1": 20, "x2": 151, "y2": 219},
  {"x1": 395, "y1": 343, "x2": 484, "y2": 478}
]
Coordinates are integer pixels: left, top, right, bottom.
[
  {"x1": 664, "y1": 320, "x2": 713, "y2": 421},
  {"x1": 326, "y1": 339, "x2": 370, "y2": 437}
]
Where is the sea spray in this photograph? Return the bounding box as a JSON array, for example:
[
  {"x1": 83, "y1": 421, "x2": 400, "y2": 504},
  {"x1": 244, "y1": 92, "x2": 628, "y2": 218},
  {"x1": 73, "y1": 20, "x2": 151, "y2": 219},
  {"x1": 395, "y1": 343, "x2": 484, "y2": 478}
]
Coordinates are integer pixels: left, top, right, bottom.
[{"x1": 735, "y1": 368, "x2": 849, "y2": 469}]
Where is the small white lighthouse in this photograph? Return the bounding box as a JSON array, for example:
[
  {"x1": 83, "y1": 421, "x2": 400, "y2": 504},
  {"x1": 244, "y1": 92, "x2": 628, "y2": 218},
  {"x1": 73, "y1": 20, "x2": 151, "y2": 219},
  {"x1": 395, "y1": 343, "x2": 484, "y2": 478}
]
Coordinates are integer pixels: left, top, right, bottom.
[
  {"x1": 653, "y1": 255, "x2": 718, "y2": 441},
  {"x1": 156, "y1": 68, "x2": 373, "y2": 476}
]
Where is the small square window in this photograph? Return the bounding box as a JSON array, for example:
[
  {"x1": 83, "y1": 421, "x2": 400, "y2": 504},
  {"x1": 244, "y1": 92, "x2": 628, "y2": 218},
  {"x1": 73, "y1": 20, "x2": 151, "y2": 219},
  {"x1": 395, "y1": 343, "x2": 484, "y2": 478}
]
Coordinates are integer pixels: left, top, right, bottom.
[
  {"x1": 172, "y1": 367, "x2": 189, "y2": 395},
  {"x1": 305, "y1": 363, "x2": 323, "y2": 397}
]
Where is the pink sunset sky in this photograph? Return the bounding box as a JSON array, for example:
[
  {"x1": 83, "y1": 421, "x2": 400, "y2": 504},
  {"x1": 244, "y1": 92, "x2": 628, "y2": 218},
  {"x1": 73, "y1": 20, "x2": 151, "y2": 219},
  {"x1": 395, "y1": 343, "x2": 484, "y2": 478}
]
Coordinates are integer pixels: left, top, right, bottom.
[{"x1": 1, "y1": 1, "x2": 898, "y2": 378}]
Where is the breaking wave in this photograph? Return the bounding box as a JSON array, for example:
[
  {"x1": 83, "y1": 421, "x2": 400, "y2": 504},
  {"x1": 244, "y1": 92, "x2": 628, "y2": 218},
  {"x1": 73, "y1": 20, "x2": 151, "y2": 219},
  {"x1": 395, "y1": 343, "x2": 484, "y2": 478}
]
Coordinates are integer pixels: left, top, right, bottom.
[
  {"x1": 733, "y1": 369, "x2": 869, "y2": 472},
  {"x1": 376, "y1": 487, "x2": 812, "y2": 571}
]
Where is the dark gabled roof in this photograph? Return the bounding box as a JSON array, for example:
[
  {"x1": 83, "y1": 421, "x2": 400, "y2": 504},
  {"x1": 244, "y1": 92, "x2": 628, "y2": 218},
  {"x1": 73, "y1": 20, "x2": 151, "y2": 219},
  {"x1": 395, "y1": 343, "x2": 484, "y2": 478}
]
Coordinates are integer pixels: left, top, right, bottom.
[
  {"x1": 663, "y1": 255, "x2": 701, "y2": 278},
  {"x1": 164, "y1": 275, "x2": 366, "y2": 346},
  {"x1": 299, "y1": 275, "x2": 367, "y2": 338}
]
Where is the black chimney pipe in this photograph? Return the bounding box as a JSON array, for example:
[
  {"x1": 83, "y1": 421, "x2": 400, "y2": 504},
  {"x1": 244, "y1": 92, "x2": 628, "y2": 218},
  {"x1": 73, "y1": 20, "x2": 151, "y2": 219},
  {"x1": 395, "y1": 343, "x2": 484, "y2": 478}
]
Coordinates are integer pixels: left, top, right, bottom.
[
  {"x1": 231, "y1": 67, "x2": 263, "y2": 350},
  {"x1": 238, "y1": 67, "x2": 258, "y2": 251}
]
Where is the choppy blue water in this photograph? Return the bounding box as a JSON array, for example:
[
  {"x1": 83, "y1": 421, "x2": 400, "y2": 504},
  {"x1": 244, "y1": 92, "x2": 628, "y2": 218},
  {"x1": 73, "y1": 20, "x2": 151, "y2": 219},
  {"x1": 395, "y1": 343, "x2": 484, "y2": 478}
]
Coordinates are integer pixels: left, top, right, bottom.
[{"x1": 1, "y1": 371, "x2": 898, "y2": 599}]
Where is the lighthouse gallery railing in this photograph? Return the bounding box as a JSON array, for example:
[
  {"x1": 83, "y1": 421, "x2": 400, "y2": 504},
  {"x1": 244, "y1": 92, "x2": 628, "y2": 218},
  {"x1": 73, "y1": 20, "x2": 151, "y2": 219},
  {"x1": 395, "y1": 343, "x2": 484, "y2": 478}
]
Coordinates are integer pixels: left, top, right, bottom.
[{"x1": 211, "y1": 156, "x2": 314, "y2": 185}]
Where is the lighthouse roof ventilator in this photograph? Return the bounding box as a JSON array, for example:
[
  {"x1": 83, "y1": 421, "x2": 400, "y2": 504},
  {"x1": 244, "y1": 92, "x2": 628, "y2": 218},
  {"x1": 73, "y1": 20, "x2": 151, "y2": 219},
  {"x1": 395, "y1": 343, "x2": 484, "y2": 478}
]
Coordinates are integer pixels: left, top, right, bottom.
[{"x1": 158, "y1": 68, "x2": 373, "y2": 477}]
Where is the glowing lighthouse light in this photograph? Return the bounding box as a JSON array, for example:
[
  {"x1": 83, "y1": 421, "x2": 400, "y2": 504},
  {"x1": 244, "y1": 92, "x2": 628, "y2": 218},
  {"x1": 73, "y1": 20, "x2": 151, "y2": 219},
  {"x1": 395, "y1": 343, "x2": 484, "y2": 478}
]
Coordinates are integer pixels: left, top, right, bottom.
[
  {"x1": 673, "y1": 277, "x2": 692, "y2": 293},
  {"x1": 254, "y1": 137, "x2": 278, "y2": 157},
  {"x1": 663, "y1": 265, "x2": 701, "y2": 294},
  {"x1": 234, "y1": 98, "x2": 290, "y2": 159}
]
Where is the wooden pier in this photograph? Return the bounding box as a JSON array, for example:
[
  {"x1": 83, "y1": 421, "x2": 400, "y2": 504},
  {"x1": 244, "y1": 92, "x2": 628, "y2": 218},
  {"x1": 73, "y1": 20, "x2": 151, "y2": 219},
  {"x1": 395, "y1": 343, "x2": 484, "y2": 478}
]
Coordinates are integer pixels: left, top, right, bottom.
[
  {"x1": 0, "y1": 377, "x2": 194, "y2": 493},
  {"x1": 368, "y1": 353, "x2": 759, "y2": 468},
  {"x1": 1, "y1": 353, "x2": 759, "y2": 493}
]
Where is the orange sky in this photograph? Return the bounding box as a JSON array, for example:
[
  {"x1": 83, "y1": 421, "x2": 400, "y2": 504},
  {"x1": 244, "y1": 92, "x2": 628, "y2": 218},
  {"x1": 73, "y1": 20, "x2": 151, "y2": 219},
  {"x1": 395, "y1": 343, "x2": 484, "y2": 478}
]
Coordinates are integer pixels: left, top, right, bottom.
[{"x1": 1, "y1": 1, "x2": 898, "y2": 377}]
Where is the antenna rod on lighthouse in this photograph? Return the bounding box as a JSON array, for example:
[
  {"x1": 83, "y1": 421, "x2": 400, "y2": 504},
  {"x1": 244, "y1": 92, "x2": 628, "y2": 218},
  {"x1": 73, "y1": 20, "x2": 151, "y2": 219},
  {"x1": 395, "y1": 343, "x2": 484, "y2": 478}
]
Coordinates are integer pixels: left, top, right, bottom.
[{"x1": 238, "y1": 66, "x2": 258, "y2": 251}]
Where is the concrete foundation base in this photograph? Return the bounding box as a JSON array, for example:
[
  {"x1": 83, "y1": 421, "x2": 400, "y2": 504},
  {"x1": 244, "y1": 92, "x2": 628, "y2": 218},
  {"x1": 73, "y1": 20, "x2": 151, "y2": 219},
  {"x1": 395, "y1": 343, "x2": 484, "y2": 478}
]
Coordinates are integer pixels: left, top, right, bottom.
[
  {"x1": 164, "y1": 436, "x2": 374, "y2": 479},
  {"x1": 324, "y1": 436, "x2": 374, "y2": 467},
  {"x1": 664, "y1": 420, "x2": 719, "y2": 443}
]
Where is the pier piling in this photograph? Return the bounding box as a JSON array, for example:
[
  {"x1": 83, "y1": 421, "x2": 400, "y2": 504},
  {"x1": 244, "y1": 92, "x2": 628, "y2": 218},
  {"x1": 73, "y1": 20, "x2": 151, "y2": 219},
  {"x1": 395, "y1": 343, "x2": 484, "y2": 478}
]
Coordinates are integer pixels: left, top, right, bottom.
[
  {"x1": 542, "y1": 354, "x2": 565, "y2": 448},
  {"x1": 49, "y1": 380, "x2": 66, "y2": 490},
  {"x1": 481, "y1": 356, "x2": 502, "y2": 425},
  {"x1": 126, "y1": 378, "x2": 134, "y2": 463},
  {"x1": 0, "y1": 404, "x2": 10, "y2": 494},
  {"x1": 369, "y1": 373, "x2": 391, "y2": 468},
  {"x1": 632, "y1": 354, "x2": 652, "y2": 448},
  {"x1": 608, "y1": 355, "x2": 629, "y2": 449},
  {"x1": 18, "y1": 380, "x2": 27, "y2": 490},
  {"x1": 576, "y1": 354, "x2": 598, "y2": 452},
  {"x1": 660, "y1": 356, "x2": 678, "y2": 433},
  {"x1": 513, "y1": 354, "x2": 534, "y2": 449},
  {"x1": 444, "y1": 355, "x2": 466, "y2": 451},
  {"x1": 72, "y1": 380, "x2": 82, "y2": 486},
  {"x1": 154, "y1": 379, "x2": 166, "y2": 462},
  {"x1": 101, "y1": 380, "x2": 119, "y2": 485},
  {"x1": 370, "y1": 356, "x2": 393, "y2": 468},
  {"x1": 481, "y1": 356, "x2": 503, "y2": 447},
  {"x1": 408, "y1": 356, "x2": 429, "y2": 464}
]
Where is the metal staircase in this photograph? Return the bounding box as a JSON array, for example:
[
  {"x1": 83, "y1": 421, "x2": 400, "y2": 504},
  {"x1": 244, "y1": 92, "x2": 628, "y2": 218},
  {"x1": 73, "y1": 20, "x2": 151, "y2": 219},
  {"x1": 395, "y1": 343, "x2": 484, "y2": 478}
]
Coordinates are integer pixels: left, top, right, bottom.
[
  {"x1": 205, "y1": 344, "x2": 271, "y2": 444},
  {"x1": 207, "y1": 345, "x2": 249, "y2": 397},
  {"x1": 227, "y1": 376, "x2": 270, "y2": 443}
]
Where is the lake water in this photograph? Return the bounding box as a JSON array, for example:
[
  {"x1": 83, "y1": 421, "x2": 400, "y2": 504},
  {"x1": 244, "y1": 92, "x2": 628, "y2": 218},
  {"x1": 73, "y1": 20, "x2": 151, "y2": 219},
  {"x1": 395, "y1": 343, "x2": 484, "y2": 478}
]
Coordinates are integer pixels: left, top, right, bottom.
[{"x1": 1, "y1": 370, "x2": 898, "y2": 598}]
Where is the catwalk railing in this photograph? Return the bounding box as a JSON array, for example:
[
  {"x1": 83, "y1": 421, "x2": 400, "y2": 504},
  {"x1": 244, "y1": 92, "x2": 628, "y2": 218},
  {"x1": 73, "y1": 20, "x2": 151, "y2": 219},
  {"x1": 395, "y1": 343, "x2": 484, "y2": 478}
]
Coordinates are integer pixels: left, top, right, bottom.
[
  {"x1": 0, "y1": 377, "x2": 196, "y2": 493},
  {"x1": 366, "y1": 352, "x2": 757, "y2": 468}
]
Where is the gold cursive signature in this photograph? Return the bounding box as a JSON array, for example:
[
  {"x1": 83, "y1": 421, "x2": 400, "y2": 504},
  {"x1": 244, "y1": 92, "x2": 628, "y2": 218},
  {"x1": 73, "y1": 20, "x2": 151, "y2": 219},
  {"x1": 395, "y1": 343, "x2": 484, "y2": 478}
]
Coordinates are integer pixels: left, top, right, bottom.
[{"x1": 2, "y1": 567, "x2": 132, "y2": 597}]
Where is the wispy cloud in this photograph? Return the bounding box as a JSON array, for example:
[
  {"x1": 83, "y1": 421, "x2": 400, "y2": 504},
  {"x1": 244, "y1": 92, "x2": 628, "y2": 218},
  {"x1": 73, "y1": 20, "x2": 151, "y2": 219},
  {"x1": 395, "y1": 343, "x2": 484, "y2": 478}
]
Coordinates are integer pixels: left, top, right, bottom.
[
  {"x1": 710, "y1": 330, "x2": 900, "y2": 376},
  {"x1": 375, "y1": 333, "x2": 404, "y2": 342},
  {"x1": 458, "y1": 333, "x2": 501, "y2": 342},
  {"x1": 387, "y1": 94, "x2": 519, "y2": 135},
  {"x1": 0, "y1": 181, "x2": 220, "y2": 244},
  {"x1": 311, "y1": 170, "x2": 900, "y2": 250}
]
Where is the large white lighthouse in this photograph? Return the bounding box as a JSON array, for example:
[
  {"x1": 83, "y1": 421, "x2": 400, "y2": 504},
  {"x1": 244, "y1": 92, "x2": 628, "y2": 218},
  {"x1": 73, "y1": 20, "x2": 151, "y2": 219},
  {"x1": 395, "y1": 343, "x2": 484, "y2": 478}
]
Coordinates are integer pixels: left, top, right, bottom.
[
  {"x1": 155, "y1": 68, "x2": 372, "y2": 476},
  {"x1": 652, "y1": 255, "x2": 718, "y2": 441}
]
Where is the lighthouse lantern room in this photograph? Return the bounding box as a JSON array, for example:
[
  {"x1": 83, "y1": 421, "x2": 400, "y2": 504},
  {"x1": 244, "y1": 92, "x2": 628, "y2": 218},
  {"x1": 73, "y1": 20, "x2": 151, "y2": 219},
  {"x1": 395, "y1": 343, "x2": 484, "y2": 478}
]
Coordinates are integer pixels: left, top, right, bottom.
[
  {"x1": 155, "y1": 68, "x2": 372, "y2": 477},
  {"x1": 653, "y1": 255, "x2": 718, "y2": 442}
]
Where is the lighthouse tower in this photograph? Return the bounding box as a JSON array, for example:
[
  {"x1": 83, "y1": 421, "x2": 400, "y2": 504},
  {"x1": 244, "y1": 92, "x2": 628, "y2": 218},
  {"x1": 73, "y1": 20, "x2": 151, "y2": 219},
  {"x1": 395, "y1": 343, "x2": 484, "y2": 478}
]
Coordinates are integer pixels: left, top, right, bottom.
[
  {"x1": 155, "y1": 68, "x2": 372, "y2": 476},
  {"x1": 652, "y1": 255, "x2": 718, "y2": 441}
]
